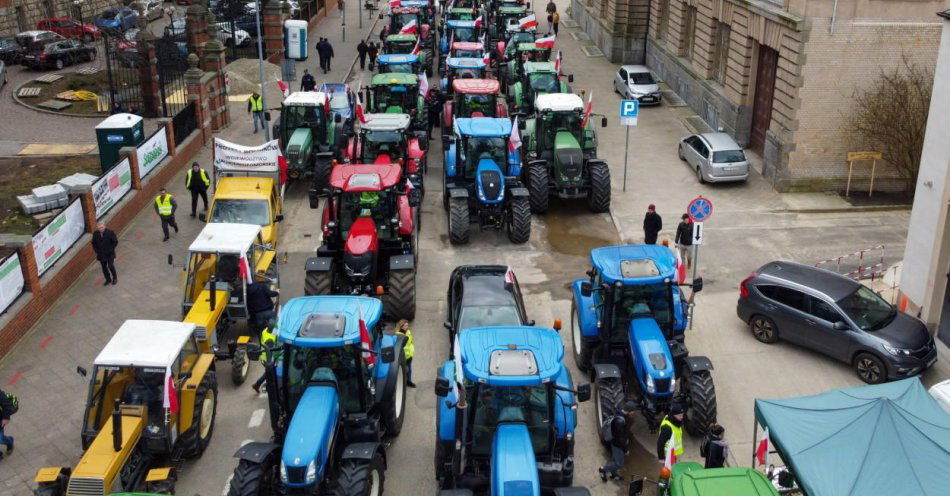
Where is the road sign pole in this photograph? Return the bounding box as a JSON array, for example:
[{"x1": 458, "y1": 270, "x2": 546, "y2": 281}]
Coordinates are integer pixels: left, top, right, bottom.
[
  {"x1": 690, "y1": 244, "x2": 699, "y2": 330},
  {"x1": 623, "y1": 126, "x2": 630, "y2": 192}
]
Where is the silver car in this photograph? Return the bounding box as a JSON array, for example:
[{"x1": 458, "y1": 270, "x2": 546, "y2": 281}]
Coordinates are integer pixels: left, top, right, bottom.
[
  {"x1": 614, "y1": 64, "x2": 661, "y2": 105},
  {"x1": 678, "y1": 132, "x2": 750, "y2": 183}
]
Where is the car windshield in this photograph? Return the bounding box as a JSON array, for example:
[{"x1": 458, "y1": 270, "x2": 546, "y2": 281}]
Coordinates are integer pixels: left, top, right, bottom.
[
  {"x1": 712, "y1": 149, "x2": 746, "y2": 163},
  {"x1": 463, "y1": 137, "x2": 507, "y2": 173},
  {"x1": 209, "y1": 199, "x2": 270, "y2": 226},
  {"x1": 471, "y1": 384, "x2": 550, "y2": 456},
  {"x1": 837, "y1": 286, "x2": 896, "y2": 331},
  {"x1": 283, "y1": 345, "x2": 364, "y2": 413},
  {"x1": 458, "y1": 305, "x2": 521, "y2": 330},
  {"x1": 329, "y1": 91, "x2": 349, "y2": 110},
  {"x1": 529, "y1": 73, "x2": 559, "y2": 93},
  {"x1": 629, "y1": 72, "x2": 655, "y2": 85}
]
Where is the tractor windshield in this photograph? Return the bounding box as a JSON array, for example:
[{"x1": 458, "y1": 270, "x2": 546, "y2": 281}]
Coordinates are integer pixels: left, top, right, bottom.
[
  {"x1": 452, "y1": 28, "x2": 476, "y2": 42},
  {"x1": 452, "y1": 67, "x2": 484, "y2": 80},
  {"x1": 462, "y1": 136, "x2": 507, "y2": 175},
  {"x1": 454, "y1": 49, "x2": 480, "y2": 58},
  {"x1": 613, "y1": 283, "x2": 674, "y2": 337},
  {"x1": 338, "y1": 191, "x2": 399, "y2": 240},
  {"x1": 529, "y1": 73, "x2": 559, "y2": 93},
  {"x1": 458, "y1": 305, "x2": 521, "y2": 330},
  {"x1": 283, "y1": 345, "x2": 367, "y2": 413},
  {"x1": 363, "y1": 131, "x2": 405, "y2": 161},
  {"x1": 387, "y1": 40, "x2": 416, "y2": 53},
  {"x1": 282, "y1": 105, "x2": 325, "y2": 130},
  {"x1": 381, "y1": 61, "x2": 415, "y2": 73},
  {"x1": 372, "y1": 86, "x2": 412, "y2": 113},
  {"x1": 540, "y1": 111, "x2": 582, "y2": 148},
  {"x1": 471, "y1": 384, "x2": 551, "y2": 456},
  {"x1": 395, "y1": 13, "x2": 419, "y2": 28},
  {"x1": 208, "y1": 199, "x2": 271, "y2": 226},
  {"x1": 460, "y1": 94, "x2": 494, "y2": 117},
  {"x1": 329, "y1": 91, "x2": 350, "y2": 110}
]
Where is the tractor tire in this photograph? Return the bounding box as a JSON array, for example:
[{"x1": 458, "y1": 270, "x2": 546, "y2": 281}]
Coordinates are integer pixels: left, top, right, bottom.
[
  {"x1": 570, "y1": 300, "x2": 591, "y2": 373},
  {"x1": 145, "y1": 478, "x2": 176, "y2": 494},
  {"x1": 684, "y1": 370, "x2": 716, "y2": 437},
  {"x1": 526, "y1": 162, "x2": 550, "y2": 214},
  {"x1": 332, "y1": 453, "x2": 386, "y2": 496},
  {"x1": 33, "y1": 485, "x2": 62, "y2": 496},
  {"x1": 384, "y1": 269, "x2": 416, "y2": 320},
  {"x1": 448, "y1": 197, "x2": 470, "y2": 245},
  {"x1": 381, "y1": 362, "x2": 408, "y2": 437},
  {"x1": 228, "y1": 459, "x2": 276, "y2": 496},
  {"x1": 506, "y1": 196, "x2": 531, "y2": 244},
  {"x1": 183, "y1": 372, "x2": 218, "y2": 458},
  {"x1": 231, "y1": 346, "x2": 249, "y2": 386},
  {"x1": 587, "y1": 161, "x2": 611, "y2": 213},
  {"x1": 594, "y1": 378, "x2": 624, "y2": 446},
  {"x1": 304, "y1": 266, "x2": 333, "y2": 296},
  {"x1": 314, "y1": 158, "x2": 332, "y2": 193}
]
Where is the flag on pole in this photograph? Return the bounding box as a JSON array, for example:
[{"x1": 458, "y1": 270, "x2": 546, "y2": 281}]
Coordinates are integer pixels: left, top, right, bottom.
[
  {"x1": 580, "y1": 91, "x2": 593, "y2": 129},
  {"x1": 535, "y1": 33, "x2": 555, "y2": 48},
  {"x1": 674, "y1": 246, "x2": 686, "y2": 284},
  {"x1": 418, "y1": 71, "x2": 430, "y2": 100},
  {"x1": 483, "y1": 52, "x2": 491, "y2": 67},
  {"x1": 504, "y1": 266, "x2": 515, "y2": 285},
  {"x1": 663, "y1": 441, "x2": 676, "y2": 469},
  {"x1": 400, "y1": 19, "x2": 418, "y2": 34},
  {"x1": 509, "y1": 116, "x2": 521, "y2": 153},
  {"x1": 277, "y1": 79, "x2": 290, "y2": 98},
  {"x1": 355, "y1": 81, "x2": 369, "y2": 124},
  {"x1": 238, "y1": 251, "x2": 253, "y2": 284},
  {"x1": 277, "y1": 151, "x2": 288, "y2": 184},
  {"x1": 554, "y1": 50, "x2": 562, "y2": 73},
  {"x1": 163, "y1": 366, "x2": 179, "y2": 414},
  {"x1": 405, "y1": 177, "x2": 414, "y2": 190},
  {"x1": 756, "y1": 427, "x2": 770, "y2": 466},
  {"x1": 518, "y1": 14, "x2": 537, "y2": 29},
  {"x1": 474, "y1": 15, "x2": 483, "y2": 29},
  {"x1": 389, "y1": 0, "x2": 400, "y2": 7},
  {"x1": 411, "y1": 37, "x2": 422, "y2": 55},
  {"x1": 358, "y1": 302, "x2": 376, "y2": 366}
]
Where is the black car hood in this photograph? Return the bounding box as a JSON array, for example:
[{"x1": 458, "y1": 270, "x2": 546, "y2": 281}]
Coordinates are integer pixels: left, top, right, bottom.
[{"x1": 872, "y1": 312, "x2": 930, "y2": 349}]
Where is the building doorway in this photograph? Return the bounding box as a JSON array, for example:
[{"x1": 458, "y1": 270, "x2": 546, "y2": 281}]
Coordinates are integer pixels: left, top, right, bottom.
[{"x1": 750, "y1": 45, "x2": 778, "y2": 153}]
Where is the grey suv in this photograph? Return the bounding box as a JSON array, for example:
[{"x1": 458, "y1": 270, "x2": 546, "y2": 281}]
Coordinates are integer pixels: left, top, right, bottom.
[{"x1": 736, "y1": 261, "x2": 936, "y2": 383}]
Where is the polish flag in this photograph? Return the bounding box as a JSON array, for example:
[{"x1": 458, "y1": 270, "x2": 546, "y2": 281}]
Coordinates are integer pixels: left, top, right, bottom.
[
  {"x1": 756, "y1": 427, "x2": 770, "y2": 466},
  {"x1": 483, "y1": 53, "x2": 491, "y2": 67},
  {"x1": 411, "y1": 37, "x2": 422, "y2": 55},
  {"x1": 277, "y1": 151, "x2": 288, "y2": 184},
  {"x1": 400, "y1": 19, "x2": 418, "y2": 34},
  {"x1": 277, "y1": 79, "x2": 289, "y2": 98},
  {"x1": 163, "y1": 366, "x2": 179, "y2": 414},
  {"x1": 238, "y1": 251, "x2": 253, "y2": 284},
  {"x1": 580, "y1": 91, "x2": 593, "y2": 129},
  {"x1": 355, "y1": 82, "x2": 369, "y2": 124},
  {"x1": 389, "y1": 0, "x2": 400, "y2": 8},
  {"x1": 663, "y1": 440, "x2": 676, "y2": 469},
  {"x1": 405, "y1": 177, "x2": 414, "y2": 190},
  {"x1": 518, "y1": 14, "x2": 537, "y2": 29},
  {"x1": 452, "y1": 333, "x2": 465, "y2": 398},
  {"x1": 358, "y1": 302, "x2": 376, "y2": 366},
  {"x1": 473, "y1": 15, "x2": 483, "y2": 29},
  {"x1": 535, "y1": 33, "x2": 555, "y2": 49},
  {"x1": 554, "y1": 50, "x2": 562, "y2": 73},
  {"x1": 509, "y1": 116, "x2": 521, "y2": 153},
  {"x1": 674, "y1": 246, "x2": 686, "y2": 284},
  {"x1": 418, "y1": 71, "x2": 429, "y2": 100},
  {"x1": 504, "y1": 266, "x2": 515, "y2": 284}
]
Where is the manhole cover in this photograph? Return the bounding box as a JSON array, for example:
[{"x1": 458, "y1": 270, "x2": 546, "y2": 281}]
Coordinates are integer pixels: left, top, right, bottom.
[
  {"x1": 580, "y1": 45, "x2": 604, "y2": 57},
  {"x1": 570, "y1": 31, "x2": 591, "y2": 41},
  {"x1": 560, "y1": 19, "x2": 578, "y2": 28},
  {"x1": 38, "y1": 99, "x2": 72, "y2": 110},
  {"x1": 661, "y1": 90, "x2": 687, "y2": 107}
]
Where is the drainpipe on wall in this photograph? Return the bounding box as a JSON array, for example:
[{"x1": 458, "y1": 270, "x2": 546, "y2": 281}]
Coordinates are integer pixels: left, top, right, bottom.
[
  {"x1": 830, "y1": 0, "x2": 839, "y2": 34},
  {"x1": 643, "y1": 0, "x2": 653, "y2": 62}
]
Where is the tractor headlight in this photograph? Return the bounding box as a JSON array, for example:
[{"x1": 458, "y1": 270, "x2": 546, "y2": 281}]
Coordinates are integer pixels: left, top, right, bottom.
[
  {"x1": 305, "y1": 459, "x2": 318, "y2": 484},
  {"x1": 646, "y1": 375, "x2": 656, "y2": 394},
  {"x1": 279, "y1": 461, "x2": 288, "y2": 483}
]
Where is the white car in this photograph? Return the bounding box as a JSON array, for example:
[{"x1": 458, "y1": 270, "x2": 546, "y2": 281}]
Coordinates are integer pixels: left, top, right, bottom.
[
  {"x1": 217, "y1": 23, "x2": 250, "y2": 46},
  {"x1": 929, "y1": 379, "x2": 950, "y2": 414},
  {"x1": 614, "y1": 64, "x2": 662, "y2": 105}
]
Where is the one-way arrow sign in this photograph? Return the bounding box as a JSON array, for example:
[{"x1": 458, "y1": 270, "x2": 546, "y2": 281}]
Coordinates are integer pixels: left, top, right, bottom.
[{"x1": 692, "y1": 222, "x2": 704, "y2": 245}]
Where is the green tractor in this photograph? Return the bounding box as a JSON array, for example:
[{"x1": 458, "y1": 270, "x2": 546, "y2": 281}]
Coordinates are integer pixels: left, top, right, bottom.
[
  {"x1": 488, "y1": 5, "x2": 528, "y2": 45},
  {"x1": 630, "y1": 462, "x2": 780, "y2": 496},
  {"x1": 384, "y1": 33, "x2": 433, "y2": 76},
  {"x1": 365, "y1": 72, "x2": 429, "y2": 136},
  {"x1": 509, "y1": 61, "x2": 572, "y2": 115},
  {"x1": 503, "y1": 42, "x2": 551, "y2": 92},
  {"x1": 521, "y1": 93, "x2": 611, "y2": 213},
  {"x1": 274, "y1": 91, "x2": 342, "y2": 190}
]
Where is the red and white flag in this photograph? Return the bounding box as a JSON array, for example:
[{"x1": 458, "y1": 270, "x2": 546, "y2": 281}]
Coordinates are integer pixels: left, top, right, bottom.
[
  {"x1": 400, "y1": 19, "x2": 418, "y2": 34},
  {"x1": 405, "y1": 177, "x2": 414, "y2": 190},
  {"x1": 389, "y1": 0, "x2": 400, "y2": 8},
  {"x1": 452, "y1": 333, "x2": 464, "y2": 398},
  {"x1": 580, "y1": 91, "x2": 594, "y2": 129},
  {"x1": 483, "y1": 53, "x2": 491, "y2": 67},
  {"x1": 663, "y1": 440, "x2": 676, "y2": 469},
  {"x1": 418, "y1": 71, "x2": 430, "y2": 100},
  {"x1": 411, "y1": 37, "x2": 422, "y2": 55},
  {"x1": 518, "y1": 14, "x2": 537, "y2": 29},
  {"x1": 277, "y1": 79, "x2": 290, "y2": 98},
  {"x1": 473, "y1": 15, "x2": 483, "y2": 29},
  {"x1": 535, "y1": 33, "x2": 555, "y2": 49},
  {"x1": 504, "y1": 266, "x2": 515, "y2": 285},
  {"x1": 238, "y1": 251, "x2": 253, "y2": 284},
  {"x1": 277, "y1": 151, "x2": 288, "y2": 184},
  {"x1": 163, "y1": 366, "x2": 179, "y2": 414},
  {"x1": 357, "y1": 302, "x2": 376, "y2": 366},
  {"x1": 554, "y1": 50, "x2": 562, "y2": 73},
  {"x1": 756, "y1": 427, "x2": 770, "y2": 466},
  {"x1": 355, "y1": 82, "x2": 369, "y2": 124},
  {"x1": 674, "y1": 246, "x2": 686, "y2": 284},
  {"x1": 509, "y1": 116, "x2": 521, "y2": 153}
]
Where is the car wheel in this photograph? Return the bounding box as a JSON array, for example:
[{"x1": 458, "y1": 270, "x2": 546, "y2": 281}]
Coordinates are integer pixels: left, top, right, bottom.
[
  {"x1": 696, "y1": 166, "x2": 706, "y2": 184},
  {"x1": 749, "y1": 315, "x2": 778, "y2": 344},
  {"x1": 55, "y1": 58, "x2": 64, "y2": 70},
  {"x1": 82, "y1": 34, "x2": 93, "y2": 43},
  {"x1": 854, "y1": 353, "x2": 887, "y2": 384},
  {"x1": 678, "y1": 145, "x2": 685, "y2": 161}
]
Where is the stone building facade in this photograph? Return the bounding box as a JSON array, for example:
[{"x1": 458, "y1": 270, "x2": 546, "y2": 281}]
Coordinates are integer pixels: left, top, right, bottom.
[
  {"x1": 573, "y1": 0, "x2": 943, "y2": 192},
  {"x1": 0, "y1": 0, "x2": 120, "y2": 36}
]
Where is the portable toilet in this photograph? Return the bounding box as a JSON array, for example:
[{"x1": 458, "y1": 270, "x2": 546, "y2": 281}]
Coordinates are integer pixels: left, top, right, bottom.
[
  {"x1": 95, "y1": 113, "x2": 145, "y2": 173},
  {"x1": 284, "y1": 19, "x2": 308, "y2": 60}
]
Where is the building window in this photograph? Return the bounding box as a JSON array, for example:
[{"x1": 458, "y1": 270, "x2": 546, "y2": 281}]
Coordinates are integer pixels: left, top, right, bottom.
[
  {"x1": 683, "y1": 6, "x2": 697, "y2": 59},
  {"x1": 657, "y1": 0, "x2": 670, "y2": 41},
  {"x1": 713, "y1": 22, "x2": 731, "y2": 84}
]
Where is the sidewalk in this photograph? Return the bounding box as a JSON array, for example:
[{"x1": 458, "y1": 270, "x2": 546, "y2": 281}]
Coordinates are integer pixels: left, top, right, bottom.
[{"x1": 0, "y1": 3, "x2": 382, "y2": 492}]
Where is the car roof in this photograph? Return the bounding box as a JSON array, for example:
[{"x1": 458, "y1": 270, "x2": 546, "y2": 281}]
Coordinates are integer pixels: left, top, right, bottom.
[
  {"x1": 453, "y1": 78, "x2": 499, "y2": 94},
  {"x1": 698, "y1": 132, "x2": 742, "y2": 151},
  {"x1": 94, "y1": 320, "x2": 196, "y2": 368},
  {"x1": 371, "y1": 72, "x2": 418, "y2": 85},
  {"x1": 376, "y1": 53, "x2": 419, "y2": 63},
  {"x1": 455, "y1": 117, "x2": 512, "y2": 137},
  {"x1": 277, "y1": 296, "x2": 383, "y2": 348},
  {"x1": 460, "y1": 326, "x2": 563, "y2": 386},
  {"x1": 329, "y1": 163, "x2": 403, "y2": 191},
  {"x1": 536, "y1": 93, "x2": 583, "y2": 112},
  {"x1": 284, "y1": 91, "x2": 328, "y2": 106},
  {"x1": 620, "y1": 64, "x2": 651, "y2": 73},
  {"x1": 591, "y1": 244, "x2": 677, "y2": 284},
  {"x1": 446, "y1": 57, "x2": 486, "y2": 69},
  {"x1": 755, "y1": 261, "x2": 859, "y2": 301},
  {"x1": 361, "y1": 113, "x2": 411, "y2": 131},
  {"x1": 459, "y1": 267, "x2": 519, "y2": 307},
  {"x1": 189, "y1": 223, "x2": 262, "y2": 254},
  {"x1": 524, "y1": 61, "x2": 556, "y2": 72}
]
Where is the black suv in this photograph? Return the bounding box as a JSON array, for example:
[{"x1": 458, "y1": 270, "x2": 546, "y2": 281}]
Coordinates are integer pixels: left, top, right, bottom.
[
  {"x1": 23, "y1": 39, "x2": 96, "y2": 70},
  {"x1": 0, "y1": 37, "x2": 24, "y2": 64},
  {"x1": 737, "y1": 261, "x2": 936, "y2": 383},
  {"x1": 443, "y1": 265, "x2": 532, "y2": 354}
]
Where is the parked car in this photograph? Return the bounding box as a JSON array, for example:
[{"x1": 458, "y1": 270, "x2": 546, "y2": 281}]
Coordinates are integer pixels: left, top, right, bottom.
[
  {"x1": 443, "y1": 265, "x2": 532, "y2": 353},
  {"x1": 613, "y1": 64, "x2": 661, "y2": 105},
  {"x1": 23, "y1": 39, "x2": 97, "y2": 70},
  {"x1": 678, "y1": 132, "x2": 750, "y2": 183},
  {"x1": 131, "y1": 0, "x2": 165, "y2": 22},
  {"x1": 0, "y1": 37, "x2": 25, "y2": 64},
  {"x1": 37, "y1": 18, "x2": 100, "y2": 42},
  {"x1": 737, "y1": 261, "x2": 937, "y2": 384},
  {"x1": 14, "y1": 30, "x2": 64, "y2": 50},
  {"x1": 0, "y1": 61, "x2": 6, "y2": 88},
  {"x1": 215, "y1": 22, "x2": 251, "y2": 46},
  {"x1": 94, "y1": 7, "x2": 138, "y2": 32}
]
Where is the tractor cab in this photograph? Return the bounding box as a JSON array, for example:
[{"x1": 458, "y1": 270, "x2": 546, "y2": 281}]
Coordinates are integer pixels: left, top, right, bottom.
[
  {"x1": 384, "y1": 33, "x2": 420, "y2": 55},
  {"x1": 498, "y1": 30, "x2": 537, "y2": 59},
  {"x1": 490, "y1": 5, "x2": 528, "y2": 43},
  {"x1": 275, "y1": 91, "x2": 337, "y2": 187},
  {"x1": 505, "y1": 42, "x2": 551, "y2": 88},
  {"x1": 382, "y1": 6, "x2": 433, "y2": 45},
  {"x1": 347, "y1": 113, "x2": 427, "y2": 189},
  {"x1": 206, "y1": 148, "x2": 283, "y2": 247},
  {"x1": 376, "y1": 53, "x2": 421, "y2": 74},
  {"x1": 320, "y1": 83, "x2": 356, "y2": 133},
  {"x1": 509, "y1": 61, "x2": 572, "y2": 113},
  {"x1": 440, "y1": 57, "x2": 488, "y2": 94},
  {"x1": 366, "y1": 73, "x2": 428, "y2": 133},
  {"x1": 434, "y1": 326, "x2": 591, "y2": 494},
  {"x1": 527, "y1": 93, "x2": 599, "y2": 158},
  {"x1": 450, "y1": 41, "x2": 485, "y2": 59},
  {"x1": 442, "y1": 79, "x2": 507, "y2": 139},
  {"x1": 441, "y1": 19, "x2": 482, "y2": 55}
]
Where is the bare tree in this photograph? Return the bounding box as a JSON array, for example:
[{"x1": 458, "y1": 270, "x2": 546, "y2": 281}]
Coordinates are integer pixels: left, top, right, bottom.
[{"x1": 849, "y1": 55, "x2": 933, "y2": 194}]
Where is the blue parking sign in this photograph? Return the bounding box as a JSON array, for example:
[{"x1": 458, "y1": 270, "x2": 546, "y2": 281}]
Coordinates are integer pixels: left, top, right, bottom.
[{"x1": 620, "y1": 100, "x2": 639, "y2": 126}]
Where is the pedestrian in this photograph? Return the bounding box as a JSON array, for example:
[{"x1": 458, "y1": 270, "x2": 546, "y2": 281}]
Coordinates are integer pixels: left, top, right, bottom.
[
  {"x1": 247, "y1": 91, "x2": 264, "y2": 134},
  {"x1": 546, "y1": 0, "x2": 557, "y2": 31},
  {"x1": 186, "y1": 162, "x2": 210, "y2": 218},
  {"x1": 251, "y1": 322, "x2": 278, "y2": 394},
  {"x1": 394, "y1": 319, "x2": 416, "y2": 387},
  {"x1": 357, "y1": 39, "x2": 368, "y2": 70},
  {"x1": 701, "y1": 424, "x2": 729, "y2": 468},
  {"x1": 300, "y1": 68, "x2": 316, "y2": 91},
  {"x1": 91, "y1": 222, "x2": 119, "y2": 286},
  {"x1": 322, "y1": 38, "x2": 335, "y2": 72},
  {"x1": 0, "y1": 389, "x2": 15, "y2": 459},
  {"x1": 551, "y1": 10, "x2": 560, "y2": 36},
  {"x1": 656, "y1": 404, "x2": 685, "y2": 463},
  {"x1": 154, "y1": 187, "x2": 179, "y2": 242},
  {"x1": 368, "y1": 42, "x2": 379, "y2": 71},
  {"x1": 674, "y1": 213, "x2": 693, "y2": 268},
  {"x1": 316, "y1": 38, "x2": 327, "y2": 72},
  {"x1": 247, "y1": 278, "x2": 279, "y2": 333},
  {"x1": 599, "y1": 401, "x2": 636, "y2": 482},
  {"x1": 428, "y1": 90, "x2": 443, "y2": 137},
  {"x1": 643, "y1": 204, "x2": 662, "y2": 244}
]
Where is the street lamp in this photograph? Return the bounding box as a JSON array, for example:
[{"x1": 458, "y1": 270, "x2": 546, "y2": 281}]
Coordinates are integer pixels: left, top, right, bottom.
[{"x1": 73, "y1": 0, "x2": 86, "y2": 28}]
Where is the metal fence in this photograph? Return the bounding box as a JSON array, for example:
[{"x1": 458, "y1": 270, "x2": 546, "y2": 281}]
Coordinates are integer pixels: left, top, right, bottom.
[
  {"x1": 101, "y1": 25, "x2": 188, "y2": 118},
  {"x1": 173, "y1": 101, "x2": 198, "y2": 145}
]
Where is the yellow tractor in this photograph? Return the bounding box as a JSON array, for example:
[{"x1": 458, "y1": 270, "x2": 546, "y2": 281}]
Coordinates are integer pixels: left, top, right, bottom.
[
  {"x1": 179, "y1": 222, "x2": 280, "y2": 386},
  {"x1": 203, "y1": 147, "x2": 283, "y2": 247},
  {"x1": 34, "y1": 320, "x2": 217, "y2": 496}
]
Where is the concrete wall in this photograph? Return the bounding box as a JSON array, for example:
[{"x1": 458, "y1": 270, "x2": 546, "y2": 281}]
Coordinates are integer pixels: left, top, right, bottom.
[{"x1": 570, "y1": 0, "x2": 651, "y2": 63}]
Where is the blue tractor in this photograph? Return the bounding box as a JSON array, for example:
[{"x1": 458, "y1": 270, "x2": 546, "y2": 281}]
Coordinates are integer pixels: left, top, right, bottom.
[
  {"x1": 443, "y1": 117, "x2": 531, "y2": 245},
  {"x1": 434, "y1": 326, "x2": 593, "y2": 495},
  {"x1": 570, "y1": 245, "x2": 717, "y2": 437},
  {"x1": 227, "y1": 295, "x2": 408, "y2": 496}
]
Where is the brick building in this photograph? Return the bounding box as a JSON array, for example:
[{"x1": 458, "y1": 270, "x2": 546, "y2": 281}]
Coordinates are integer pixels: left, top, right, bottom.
[
  {"x1": 571, "y1": 0, "x2": 943, "y2": 192},
  {"x1": 0, "y1": 0, "x2": 119, "y2": 36}
]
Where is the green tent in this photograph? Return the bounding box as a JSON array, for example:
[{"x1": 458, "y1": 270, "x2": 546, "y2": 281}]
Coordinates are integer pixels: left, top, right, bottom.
[{"x1": 754, "y1": 378, "x2": 950, "y2": 496}]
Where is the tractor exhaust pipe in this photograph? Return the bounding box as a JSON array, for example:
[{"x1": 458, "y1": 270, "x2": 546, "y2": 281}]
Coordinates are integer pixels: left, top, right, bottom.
[
  {"x1": 112, "y1": 399, "x2": 122, "y2": 452},
  {"x1": 209, "y1": 275, "x2": 217, "y2": 312}
]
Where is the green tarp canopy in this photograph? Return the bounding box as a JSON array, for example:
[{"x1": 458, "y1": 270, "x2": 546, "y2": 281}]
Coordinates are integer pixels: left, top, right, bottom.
[{"x1": 754, "y1": 378, "x2": 950, "y2": 496}]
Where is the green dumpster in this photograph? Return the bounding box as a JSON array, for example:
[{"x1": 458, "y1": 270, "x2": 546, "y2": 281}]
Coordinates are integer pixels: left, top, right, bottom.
[{"x1": 95, "y1": 113, "x2": 144, "y2": 173}]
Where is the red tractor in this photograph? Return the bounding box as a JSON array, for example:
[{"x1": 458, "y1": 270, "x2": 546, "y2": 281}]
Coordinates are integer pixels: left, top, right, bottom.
[
  {"x1": 343, "y1": 113, "x2": 427, "y2": 192},
  {"x1": 305, "y1": 164, "x2": 418, "y2": 319},
  {"x1": 442, "y1": 79, "x2": 508, "y2": 140}
]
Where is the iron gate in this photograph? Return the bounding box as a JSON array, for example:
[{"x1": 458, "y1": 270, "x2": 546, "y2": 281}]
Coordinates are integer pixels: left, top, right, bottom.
[
  {"x1": 156, "y1": 24, "x2": 188, "y2": 117},
  {"x1": 102, "y1": 26, "x2": 188, "y2": 118},
  {"x1": 102, "y1": 31, "x2": 144, "y2": 114}
]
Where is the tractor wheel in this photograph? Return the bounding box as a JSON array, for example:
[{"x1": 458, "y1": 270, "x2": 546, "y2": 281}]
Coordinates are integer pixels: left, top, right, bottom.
[
  {"x1": 231, "y1": 345, "x2": 249, "y2": 386},
  {"x1": 506, "y1": 196, "x2": 531, "y2": 244},
  {"x1": 448, "y1": 197, "x2": 470, "y2": 245},
  {"x1": 228, "y1": 458, "x2": 277, "y2": 496},
  {"x1": 145, "y1": 478, "x2": 176, "y2": 494},
  {"x1": 570, "y1": 300, "x2": 591, "y2": 372},
  {"x1": 595, "y1": 377, "x2": 624, "y2": 446},
  {"x1": 526, "y1": 162, "x2": 550, "y2": 214},
  {"x1": 684, "y1": 370, "x2": 717, "y2": 437},
  {"x1": 384, "y1": 269, "x2": 416, "y2": 320},
  {"x1": 381, "y1": 361, "x2": 407, "y2": 437},
  {"x1": 183, "y1": 371, "x2": 218, "y2": 458},
  {"x1": 313, "y1": 159, "x2": 332, "y2": 193},
  {"x1": 587, "y1": 161, "x2": 611, "y2": 213},
  {"x1": 304, "y1": 266, "x2": 333, "y2": 296},
  {"x1": 332, "y1": 453, "x2": 386, "y2": 496}
]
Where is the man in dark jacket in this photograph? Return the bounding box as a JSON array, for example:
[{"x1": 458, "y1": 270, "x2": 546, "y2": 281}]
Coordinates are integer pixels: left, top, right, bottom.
[
  {"x1": 674, "y1": 213, "x2": 693, "y2": 268},
  {"x1": 0, "y1": 388, "x2": 14, "y2": 457},
  {"x1": 316, "y1": 38, "x2": 327, "y2": 72},
  {"x1": 247, "y1": 279, "x2": 280, "y2": 332},
  {"x1": 701, "y1": 424, "x2": 728, "y2": 468},
  {"x1": 357, "y1": 40, "x2": 368, "y2": 70},
  {"x1": 186, "y1": 162, "x2": 211, "y2": 218},
  {"x1": 91, "y1": 222, "x2": 119, "y2": 285},
  {"x1": 643, "y1": 204, "x2": 662, "y2": 244},
  {"x1": 317, "y1": 38, "x2": 335, "y2": 73},
  {"x1": 428, "y1": 90, "x2": 443, "y2": 137},
  {"x1": 599, "y1": 401, "x2": 636, "y2": 482},
  {"x1": 368, "y1": 42, "x2": 379, "y2": 71},
  {"x1": 300, "y1": 68, "x2": 316, "y2": 91}
]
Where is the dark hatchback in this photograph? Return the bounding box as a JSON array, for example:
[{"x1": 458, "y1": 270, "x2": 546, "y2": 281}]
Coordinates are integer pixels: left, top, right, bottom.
[
  {"x1": 443, "y1": 265, "x2": 532, "y2": 354},
  {"x1": 23, "y1": 39, "x2": 96, "y2": 70},
  {"x1": 737, "y1": 261, "x2": 936, "y2": 383},
  {"x1": 0, "y1": 38, "x2": 24, "y2": 64}
]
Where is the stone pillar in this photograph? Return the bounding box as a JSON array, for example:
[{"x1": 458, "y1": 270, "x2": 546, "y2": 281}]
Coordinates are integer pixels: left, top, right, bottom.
[
  {"x1": 263, "y1": 1, "x2": 288, "y2": 60},
  {"x1": 0, "y1": 236, "x2": 40, "y2": 294},
  {"x1": 159, "y1": 117, "x2": 178, "y2": 157},
  {"x1": 187, "y1": 2, "x2": 213, "y2": 58},
  {"x1": 185, "y1": 54, "x2": 214, "y2": 144},
  {"x1": 120, "y1": 147, "x2": 142, "y2": 190},
  {"x1": 202, "y1": 24, "x2": 231, "y2": 131},
  {"x1": 135, "y1": 24, "x2": 162, "y2": 118},
  {"x1": 74, "y1": 186, "x2": 97, "y2": 233}
]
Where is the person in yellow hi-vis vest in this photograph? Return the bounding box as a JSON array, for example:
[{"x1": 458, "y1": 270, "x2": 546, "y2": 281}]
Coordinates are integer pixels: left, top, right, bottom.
[
  {"x1": 153, "y1": 187, "x2": 178, "y2": 242},
  {"x1": 656, "y1": 404, "x2": 685, "y2": 462},
  {"x1": 395, "y1": 319, "x2": 416, "y2": 388},
  {"x1": 247, "y1": 92, "x2": 265, "y2": 134},
  {"x1": 252, "y1": 325, "x2": 279, "y2": 393}
]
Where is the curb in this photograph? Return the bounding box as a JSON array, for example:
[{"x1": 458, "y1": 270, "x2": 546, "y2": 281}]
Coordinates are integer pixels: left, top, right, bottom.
[
  {"x1": 12, "y1": 77, "x2": 109, "y2": 119},
  {"x1": 777, "y1": 204, "x2": 912, "y2": 214}
]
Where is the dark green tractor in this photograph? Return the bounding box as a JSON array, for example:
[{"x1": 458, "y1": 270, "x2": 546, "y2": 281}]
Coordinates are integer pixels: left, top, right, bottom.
[
  {"x1": 508, "y1": 61, "x2": 572, "y2": 115},
  {"x1": 520, "y1": 93, "x2": 610, "y2": 214},
  {"x1": 274, "y1": 91, "x2": 340, "y2": 190},
  {"x1": 365, "y1": 73, "x2": 429, "y2": 136},
  {"x1": 503, "y1": 42, "x2": 551, "y2": 92}
]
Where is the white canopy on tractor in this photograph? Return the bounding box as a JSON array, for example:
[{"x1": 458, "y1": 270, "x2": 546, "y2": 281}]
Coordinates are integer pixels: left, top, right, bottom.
[
  {"x1": 284, "y1": 91, "x2": 328, "y2": 107},
  {"x1": 189, "y1": 223, "x2": 262, "y2": 255},
  {"x1": 361, "y1": 113, "x2": 411, "y2": 131},
  {"x1": 94, "y1": 320, "x2": 196, "y2": 369},
  {"x1": 535, "y1": 93, "x2": 584, "y2": 112}
]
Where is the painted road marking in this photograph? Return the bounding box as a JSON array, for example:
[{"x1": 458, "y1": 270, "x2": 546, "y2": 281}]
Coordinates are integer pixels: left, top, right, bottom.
[
  {"x1": 6, "y1": 371, "x2": 22, "y2": 386},
  {"x1": 248, "y1": 408, "x2": 266, "y2": 428},
  {"x1": 135, "y1": 229, "x2": 145, "y2": 241},
  {"x1": 39, "y1": 336, "x2": 52, "y2": 349},
  {"x1": 68, "y1": 304, "x2": 80, "y2": 316},
  {"x1": 221, "y1": 474, "x2": 233, "y2": 496}
]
